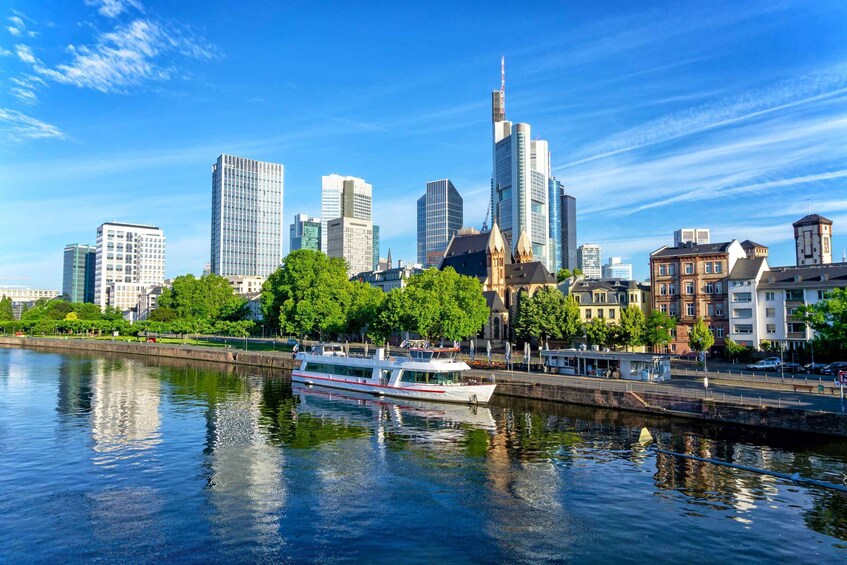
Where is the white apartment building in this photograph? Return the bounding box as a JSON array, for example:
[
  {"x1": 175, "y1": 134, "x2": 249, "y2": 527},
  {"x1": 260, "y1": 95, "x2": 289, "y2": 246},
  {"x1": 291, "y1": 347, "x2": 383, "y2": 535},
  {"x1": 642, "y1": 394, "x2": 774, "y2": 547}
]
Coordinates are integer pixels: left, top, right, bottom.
[
  {"x1": 674, "y1": 228, "x2": 711, "y2": 246},
  {"x1": 577, "y1": 244, "x2": 602, "y2": 279},
  {"x1": 327, "y1": 217, "x2": 373, "y2": 277},
  {"x1": 321, "y1": 174, "x2": 372, "y2": 252},
  {"x1": 211, "y1": 154, "x2": 284, "y2": 278},
  {"x1": 224, "y1": 275, "x2": 266, "y2": 296},
  {"x1": 727, "y1": 257, "x2": 770, "y2": 348},
  {"x1": 94, "y1": 222, "x2": 166, "y2": 311}
]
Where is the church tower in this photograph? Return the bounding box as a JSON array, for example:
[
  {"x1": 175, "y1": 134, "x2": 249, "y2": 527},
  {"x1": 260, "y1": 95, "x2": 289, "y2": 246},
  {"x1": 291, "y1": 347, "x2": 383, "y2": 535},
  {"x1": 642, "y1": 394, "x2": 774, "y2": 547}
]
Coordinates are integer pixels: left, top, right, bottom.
[
  {"x1": 514, "y1": 231, "x2": 533, "y2": 264},
  {"x1": 793, "y1": 214, "x2": 833, "y2": 266}
]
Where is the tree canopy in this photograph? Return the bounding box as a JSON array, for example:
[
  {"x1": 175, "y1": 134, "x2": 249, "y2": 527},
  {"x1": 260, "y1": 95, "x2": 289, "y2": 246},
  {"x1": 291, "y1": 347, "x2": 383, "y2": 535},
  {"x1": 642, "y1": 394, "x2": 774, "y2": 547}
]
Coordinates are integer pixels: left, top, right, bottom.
[
  {"x1": 644, "y1": 311, "x2": 677, "y2": 351},
  {"x1": 0, "y1": 296, "x2": 13, "y2": 321},
  {"x1": 400, "y1": 267, "x2": 489, "y2": 341},
  {"x1": 556, "y1": 268, "x2": 572, "y2": 283},
  {"x1": 618, "y1": 305, "x2": 646, "y2": 351},
  {"x1": 513, "y1": 287, "x2": 582, "y2": 345},
  {"x1": 796, "y1": 288, "x2": 847, "y2": 355},
  {"x1": 157, "y1": 274, "x2": 246, "y2": 322},
  {"x1": 585, "y1": 317, "x2": 610, "y2": 347},
  {"x1": 688, "y1": 318, "x2": 715, "y2": 353}
]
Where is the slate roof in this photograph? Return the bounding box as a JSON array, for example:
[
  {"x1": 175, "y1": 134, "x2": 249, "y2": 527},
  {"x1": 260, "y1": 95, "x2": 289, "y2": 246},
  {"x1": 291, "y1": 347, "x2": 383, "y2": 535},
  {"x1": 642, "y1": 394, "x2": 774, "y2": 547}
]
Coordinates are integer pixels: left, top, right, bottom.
[
  {"x1": 483, "y1": 291, "x2": 507, "y2": 313},
  {"x1": 440, "y1": 230, "x2": 511, "y2": 282},
  {"x1": 740, "y1": 240, "x2": 767, "y2": 250},
  {"x1": 759, "y1": 262, "x2": 847, "y2": 289},
  {"x1": 505, "y1": 262, "x2": 556, "y2": 286},
  {"x1": 728, "y1": 257, "x2": 767, "y2": 280},
  {"x1": 651, "y1": 241, "x2": 734, "y2": 258},
  {"x1": 793, "y1": 214, "x2": 832, "y2": 227}
]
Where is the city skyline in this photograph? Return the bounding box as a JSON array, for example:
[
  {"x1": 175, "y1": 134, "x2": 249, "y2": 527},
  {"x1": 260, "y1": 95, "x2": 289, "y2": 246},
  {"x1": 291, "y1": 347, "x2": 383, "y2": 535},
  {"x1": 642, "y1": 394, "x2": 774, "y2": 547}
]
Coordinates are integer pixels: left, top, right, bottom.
[{"x1": 2, "y1": 1, "x2": 846, "y2": 289}]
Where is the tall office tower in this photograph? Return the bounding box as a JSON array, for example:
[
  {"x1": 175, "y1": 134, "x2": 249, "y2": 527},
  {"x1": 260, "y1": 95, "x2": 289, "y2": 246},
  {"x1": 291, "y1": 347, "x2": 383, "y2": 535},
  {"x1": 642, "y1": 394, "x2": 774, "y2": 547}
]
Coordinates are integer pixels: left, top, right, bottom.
[
  {"x1": 62, "y1": 243, "x2": 96, "y2": 303},
  {"x1": 321, "y1": 174, "x2": 372, "y2": 252},
  {"x1": 289, "y1": 213, "x2": 321, "y2": 252},
  {"x1": 548, "y1": 178, "x2": 562, "y2": 270},
  {"x1": 602, "y1": 257, "x2": 633, "y2": 280},
  {"x1": 94, "y1": 222, "x2": 165, "y2": 310},
  {"x1": 491, "y1": 58, "x2": 553, "y2": 270},
  {"x1": 674, "y1": 228, "x2": 711, "y2": 246},
  {"x1": 577, "y1": 244, "x2": 602, "y2": 279},
  {"x1": 793, "y1": 214, "x2": 833, "y2": 266},
  {"x1": 561, "y1": 192, "x2": 577, "y2": 271},
  {"x1": 373, "y1": 225, "x2": 380, "y2": 270},
  {"x1": 211, "y1": 154, "x2": 284, "y2": 277},
  {"x1": 417, "y1": 179, "x2": 464, "y2": 268},
  {"x1": 327, "y1": 217, "x2": 373, "y2": 277}
]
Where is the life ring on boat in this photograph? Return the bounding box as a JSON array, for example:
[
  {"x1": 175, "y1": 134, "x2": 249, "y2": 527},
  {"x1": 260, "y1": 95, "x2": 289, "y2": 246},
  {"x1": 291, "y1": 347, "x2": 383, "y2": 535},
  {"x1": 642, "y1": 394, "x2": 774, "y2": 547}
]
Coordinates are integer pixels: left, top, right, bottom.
[{"x1": 469, "y1": 393, "x2": 478, "y2": 405}]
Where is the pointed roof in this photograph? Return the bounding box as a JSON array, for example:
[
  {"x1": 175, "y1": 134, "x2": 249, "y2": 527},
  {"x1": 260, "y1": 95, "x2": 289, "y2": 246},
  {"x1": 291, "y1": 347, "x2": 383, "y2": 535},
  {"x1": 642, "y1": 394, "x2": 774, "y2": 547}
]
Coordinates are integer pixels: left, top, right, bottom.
[
  {"x1": 386, "y1": 248, "x2": 392, "y2": 269},
  {"x1": 514, "y1": 230, "x2": 532, "y2": 260},
  {"x1": 740, "y1": 239, "x2": 767, "y2": 250},
  {"x1": 440, "y1": 223, "x2": 511, "y2": 281},
  {"x1": 793, "y1": 214, "x2": 832, "y2": 227}
]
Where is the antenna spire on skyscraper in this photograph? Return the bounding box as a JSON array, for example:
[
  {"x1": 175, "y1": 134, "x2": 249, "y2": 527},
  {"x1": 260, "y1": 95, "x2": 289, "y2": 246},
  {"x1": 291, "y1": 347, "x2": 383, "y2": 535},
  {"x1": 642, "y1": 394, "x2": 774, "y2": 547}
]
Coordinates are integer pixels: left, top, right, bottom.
[{"x1": 500, "y1": 56, "x2": 506, "y2": 118}]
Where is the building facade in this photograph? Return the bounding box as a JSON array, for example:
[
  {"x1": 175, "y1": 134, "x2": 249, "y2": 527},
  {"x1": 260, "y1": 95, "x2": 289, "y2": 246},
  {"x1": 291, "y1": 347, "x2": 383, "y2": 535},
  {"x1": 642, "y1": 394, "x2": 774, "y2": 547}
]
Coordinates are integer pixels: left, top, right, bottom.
[
  {"x1": 601, "y1": 257, "x2": 633, "y2": 280},
  {"x1": 224, "y1": 275, "x2": 266, "y2": 296},
  {"x1": 577, "y1": 244, "x2": 602, "y2": 279},
  {"x1": 289, "y1": 213, "x2": 321, "y2": 252},
  {"x1": 650, "y1": 240, "x2": 747, "y2": 355},
  {"x1": 560, "y1": 278, "x2": 651, "y2": 324},
  {"x1": 373, "y1": 225, "x2": 380, "y2": 270},
  {"x1": 354, "y1": 261, "x2": 424, "y2": 292},
  {"x1": 674, "y1": 228, "x2": 711, "y2": 246},
  {"x1": 62, "y1": 243, "x2": 96, "y2": 303},
  {"x1": 793, "y1": 214, "x2": 832, "y2": 266},
  {"x1": 561, "y1": 192, "x2": 577, "y2": 271},
  {"x1": 417, "y1": 179, "x2": 463, "y2": 268},
  {"x1": 0, "y1": 287, "x2": 60, "y2": 319},
  {"x1": 327, "y1": 217, "x2": 374, "y2": 277},
  {"x1": 321, "y1": 174, "x2": 371, "y2": 252},
  {"x1": 94, "y1": 222, "x2": 166, "y2": 311},
  {"x1": 548, "y1": 178, "x2": 562, "y2": 271},
  {"x1": 211, "y1": 154, "x2": 284, "y2": 277}
]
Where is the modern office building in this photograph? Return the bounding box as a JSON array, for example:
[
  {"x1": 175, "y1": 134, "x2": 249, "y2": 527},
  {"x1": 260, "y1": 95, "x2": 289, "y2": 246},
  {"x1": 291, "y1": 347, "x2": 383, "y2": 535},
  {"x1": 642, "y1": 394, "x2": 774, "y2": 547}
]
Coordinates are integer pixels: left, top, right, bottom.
[
  {"x1": 417, "y1": 179, "x2": 463, "y2": 268},
  {"x1": 577, "y1": 244, "x2": 602, "y2": 279},
  {"x1": 602, "y1": 257, "x2": 633, "y2": 280},
  {"x1": 793, "y1": 213, "x2": 832, "y2": 266},
  {"x1": 674, "y1": 228, "x2": 711, "y2": 246},
  {"x1": 94, "y1": 222, "x2": 166, "y2": 311},
  {"x1": 321, "y1": 174, "x2": 372, "y2": 252},
  {"x1": 211, "y1": 154, "x2": 284, "y2": 277},
  {"x1": 0, "y1": 287, "x2": 60, "y2": 319},
  {"x1": 327, "y1": 217, "x2": 373, "y2": 277},
  {"x1": 289, "y1": 213, "x2": 321, "y2": 252},
  {"x1": 490, "y1": 59, "x2": 554, "y2": 271},
  {"x1": 62, "y1": 243, "x2": 96, "y2": 303},
  {"x1": 561, "y1": 192, "x2": 577, "y2": 271},
  {"x1": 548, "y1": 178, "x2": 562, "y2": 270}
]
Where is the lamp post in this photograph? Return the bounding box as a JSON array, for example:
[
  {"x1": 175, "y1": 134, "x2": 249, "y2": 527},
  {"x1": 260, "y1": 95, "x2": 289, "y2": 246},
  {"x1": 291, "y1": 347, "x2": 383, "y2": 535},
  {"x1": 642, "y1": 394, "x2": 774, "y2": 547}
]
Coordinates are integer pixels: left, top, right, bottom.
[{"x1": 780, "y1": 341, "x2": 785, "y2": 383}]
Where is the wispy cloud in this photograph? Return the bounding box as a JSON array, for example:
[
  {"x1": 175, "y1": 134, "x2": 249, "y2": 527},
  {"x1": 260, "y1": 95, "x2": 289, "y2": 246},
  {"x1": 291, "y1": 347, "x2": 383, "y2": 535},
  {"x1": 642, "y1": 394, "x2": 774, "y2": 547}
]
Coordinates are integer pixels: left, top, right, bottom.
[
  {"x1": 86, "y1": 0, "x2": 144, "y2": 19},
  {"x1": 6, "y1": 14, "x2": 36, "y2": 38},
  {"x1": 14, "y1": 43, "x2": 36, "y2": 64},
  {"x1": 0, "y1": 109, "x2": 68, "y2": 142}
]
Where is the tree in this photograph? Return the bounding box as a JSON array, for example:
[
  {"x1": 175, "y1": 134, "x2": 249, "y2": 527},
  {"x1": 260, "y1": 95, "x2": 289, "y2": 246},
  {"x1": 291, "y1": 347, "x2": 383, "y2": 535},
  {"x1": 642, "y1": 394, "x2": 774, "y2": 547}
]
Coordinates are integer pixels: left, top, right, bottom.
[
  {"x1": 0, "y1": 296, "x2": 13, "y2": 321},
  {"x1": 724, "y1": 337, "x2": 747, "y2": 362},
  {"x1": 644, "y1": 311, "x2": 677, "y2": 352},
  {"x1": 688, "y1": 318, "x2": 715, "y2": 358},
  {"x1": 796, "y1": 288, "x2": 847, "y2": 355},
  {"x1": 572, "y1": 268, "x2": 583, "y2": 277},
  {"x1": 556, "y1": 268, "x2": 572, "y2": 283},
  {"x1": 148, "y1": 306, "x2": 178, "y2": 322},
  {"x1": 261, "y1": 249, "x2": 351, "y2": 338},
  {"x1": 370, "y1": 288, "x2": 411, "y2": 345},
  {"x1": 513, "y1": 287, "x2": 582, "y2": 345},
  {"x1": 401, "y1": 267, "x2": 489, "y2": 342},
  {"x1": 618, "y1": 305, "x2": 645, "y2": 351},
  {"x1": 585, "y1": 317, "x2": 610, "y2": 347},
  {"x1": 346, "y1": 281, "x2": 385, "y2": 339},
  {"x1": 157, "y1": 274, "x2": 246, "y2": 322}
]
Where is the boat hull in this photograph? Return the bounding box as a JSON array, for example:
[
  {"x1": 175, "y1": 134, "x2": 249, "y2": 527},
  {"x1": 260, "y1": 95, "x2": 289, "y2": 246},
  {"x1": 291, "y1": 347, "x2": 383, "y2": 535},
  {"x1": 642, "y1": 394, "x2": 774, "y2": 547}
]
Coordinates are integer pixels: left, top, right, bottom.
[{"x1": 291, "y1": 371, "x2": 496, "y2": 405}]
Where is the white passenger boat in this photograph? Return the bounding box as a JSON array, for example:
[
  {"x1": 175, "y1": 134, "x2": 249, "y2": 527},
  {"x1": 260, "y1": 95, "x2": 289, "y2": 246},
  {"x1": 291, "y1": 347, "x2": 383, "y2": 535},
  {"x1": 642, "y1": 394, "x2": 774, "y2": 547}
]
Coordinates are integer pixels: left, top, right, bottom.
[{"x1": 293, "y1": 344, "x2": 496, "y2": 405}]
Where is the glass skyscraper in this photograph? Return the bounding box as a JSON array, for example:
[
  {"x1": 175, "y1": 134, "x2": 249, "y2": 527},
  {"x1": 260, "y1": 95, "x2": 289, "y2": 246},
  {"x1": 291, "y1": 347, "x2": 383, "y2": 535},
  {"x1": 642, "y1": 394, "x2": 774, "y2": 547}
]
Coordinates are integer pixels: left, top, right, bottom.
[
  {"x1": 417, "y1": 179, "x2": 463, "y2": 268},
  {"x1": 211, "y1": 154, "x2": 284, "y2": 277},
  {"x1": 548, "y1": 178, "x2": 562, "y2": 271},
  {"x1": 289, "y1": 213, "x2": 321, "y2": 252},
  {"x1": 62, "y1": 243, "x2": 96, "y2": 303}
]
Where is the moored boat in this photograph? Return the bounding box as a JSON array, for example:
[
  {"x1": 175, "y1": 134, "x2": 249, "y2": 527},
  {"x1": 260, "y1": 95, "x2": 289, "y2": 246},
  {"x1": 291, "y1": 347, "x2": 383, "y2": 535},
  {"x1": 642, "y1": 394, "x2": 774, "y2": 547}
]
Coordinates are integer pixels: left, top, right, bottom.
[{"x1": 293, "y1": 344, "x2": 496, "y2": 405}]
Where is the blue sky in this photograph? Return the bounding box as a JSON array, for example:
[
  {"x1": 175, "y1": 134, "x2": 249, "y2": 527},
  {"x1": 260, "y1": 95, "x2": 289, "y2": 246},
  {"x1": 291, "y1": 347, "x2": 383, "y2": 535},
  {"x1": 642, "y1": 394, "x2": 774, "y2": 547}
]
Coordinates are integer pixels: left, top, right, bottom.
[{"x1": 1, "y1": 0, "x2": 846, "y2": 289}]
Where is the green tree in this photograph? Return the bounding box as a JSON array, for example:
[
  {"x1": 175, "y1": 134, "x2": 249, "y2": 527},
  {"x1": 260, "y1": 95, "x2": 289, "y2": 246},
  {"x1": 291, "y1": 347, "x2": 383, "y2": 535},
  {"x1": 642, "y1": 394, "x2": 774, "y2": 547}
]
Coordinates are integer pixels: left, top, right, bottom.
[
  {"x1": 724, "y1": 337, "x2": 747, "y2": 362},
  {"x1": 71, "y1": 303, "x2": 102, "y2": 320},
  {"x1": 370, "y1": 288, "x2": 411, "y2": 345},
  {"x1": 688, "y1": 318, "x2": 715, "y2": 358},
  {"x1": 346, "y1": 281, "x2": 386, "y2": 339},
  {"x1": 796, "y1": 289, "x2": 847, "y2": 355},
  {"x1": 585, "y1": 317, "x2": 610, "y2": 347},
  {"x1": 618, "y1": 305, "x2": 646, "y2": 351},
  {"x1": 158, "y1": 274, "x2": 246, "y2": 322},
  {"x1": 0, "y1": 296, "x2": 13, "y2": 321},
  {"x1": 148, "y1": 305, "x2": 178, "y2": 322},
  {"x1": 402, "y1": 267, "x2": 489, "y2": 341},
  {"x1": 644, "y1": 311, "x2": 677, "y2": 351},
  {"x1": 556, "y1": 268, "x2": 572, "y2": 283},
  {"x1": 261, "y1": 249, "x2": 351, "y2": 338},
  {"x1": 513, "y1": 287, "x2": 581, "y2": 345},
  {"x1": 572, "y1": 267, "x2": 583, "y2": 277}
]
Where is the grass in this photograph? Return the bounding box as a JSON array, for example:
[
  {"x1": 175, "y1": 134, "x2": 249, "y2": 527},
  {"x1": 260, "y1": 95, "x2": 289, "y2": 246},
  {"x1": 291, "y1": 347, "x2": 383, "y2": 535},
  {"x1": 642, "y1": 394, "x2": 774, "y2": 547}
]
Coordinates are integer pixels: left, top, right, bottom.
[{"x1": 5, "y1": 333, "x2": 295, "y2": 352}]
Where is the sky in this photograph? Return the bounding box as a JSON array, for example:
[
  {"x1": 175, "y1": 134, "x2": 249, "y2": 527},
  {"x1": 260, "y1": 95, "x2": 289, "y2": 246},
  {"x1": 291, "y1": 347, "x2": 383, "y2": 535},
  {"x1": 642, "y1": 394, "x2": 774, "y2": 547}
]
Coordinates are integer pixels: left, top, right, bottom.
[{"x1": 1, "y1": 0, "x2": 846, "y2": 290}]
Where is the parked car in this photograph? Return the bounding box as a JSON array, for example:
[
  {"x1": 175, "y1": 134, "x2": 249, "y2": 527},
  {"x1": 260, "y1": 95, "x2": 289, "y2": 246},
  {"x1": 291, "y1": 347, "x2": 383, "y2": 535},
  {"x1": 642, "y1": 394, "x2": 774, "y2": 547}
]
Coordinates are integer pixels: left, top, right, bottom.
[
  {"x1": 822, "y1": 362, "x2": 847, "y2": 376},
  {"x1": 762, "y1": 357, "x2": 781, "y2": 364},
  {"x1": 746, "y1": 359, "x2": 782, "y2": 371},
  {"x1": 803, "y1": 362, "x2": 829, "y2": 374},
  {"x1": 779, "y1": 362, "x2": 804, "y2": 374}
]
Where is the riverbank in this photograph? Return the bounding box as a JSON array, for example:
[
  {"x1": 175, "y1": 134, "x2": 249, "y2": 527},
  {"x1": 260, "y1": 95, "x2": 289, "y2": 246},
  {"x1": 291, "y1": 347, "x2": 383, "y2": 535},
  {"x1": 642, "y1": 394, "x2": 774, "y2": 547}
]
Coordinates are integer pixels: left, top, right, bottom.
[{"x1": 3, "y1": 336, "x2": 845, "y2": 436}]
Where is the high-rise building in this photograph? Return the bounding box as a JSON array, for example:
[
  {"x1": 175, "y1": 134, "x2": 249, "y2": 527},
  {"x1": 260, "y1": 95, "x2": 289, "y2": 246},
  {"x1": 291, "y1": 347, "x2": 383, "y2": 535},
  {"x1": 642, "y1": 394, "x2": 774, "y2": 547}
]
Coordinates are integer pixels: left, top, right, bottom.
[
  {"x1": 211, "y1": 154, "x2": 284, "y2": 277},
  {"x1": 62, "y1": 243, "x2": 96, "y2": 303},
  {"x1": 601, "y1": 257, "x2": 633, "y2": 280},
  {"x1": 327, "y1": 217, "x2": 373, "y2": 277},
  {"x1": 491, "y1": 58, "x2": 553, "y2": 271},
  {"x1": 373, "y1": 225, "x2": 380, "y2": 270},
  {"x1": 548, "y1": 178, "x2": 562, "y2": 270},
  {"x1": 289, "y1": 213, "x2": 321, "y2": 252},
  {"x1": 674, "y1": 228, "x2": 711, "y2": 246},
  {"x1": 321, "y1": 174, "x2": 372, "y2": 252},
  {"x1": 577, "y1": 244, "x2": 602, "y2": 279},
  {"x1": 94, "y1": 222, "x2": 165, "y2": 310},
  {"x1": 793, "y1": 214, "x2": 832, "y2": 266},
  {"x1": 561, "y1": 192, "x2": 577, "y2": 271},
  {"x1": 417, "y1": 179, "x2": 463, "y2": 268}
]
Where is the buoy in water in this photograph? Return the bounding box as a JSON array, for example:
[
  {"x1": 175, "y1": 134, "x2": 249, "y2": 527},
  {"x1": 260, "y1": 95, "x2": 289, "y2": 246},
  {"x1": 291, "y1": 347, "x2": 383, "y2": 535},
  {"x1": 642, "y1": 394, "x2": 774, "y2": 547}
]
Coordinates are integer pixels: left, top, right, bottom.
[{"x1": 639, "y1": 427, "x2": 654, "y2": 445}]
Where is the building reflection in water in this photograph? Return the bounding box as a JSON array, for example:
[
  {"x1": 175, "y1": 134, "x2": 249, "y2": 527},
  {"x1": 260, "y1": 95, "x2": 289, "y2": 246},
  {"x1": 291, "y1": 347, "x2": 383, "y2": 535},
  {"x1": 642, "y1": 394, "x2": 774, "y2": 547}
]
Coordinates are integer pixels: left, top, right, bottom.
[{"x1": 56, "y1": 356, "x2": 94, "y2": 418}]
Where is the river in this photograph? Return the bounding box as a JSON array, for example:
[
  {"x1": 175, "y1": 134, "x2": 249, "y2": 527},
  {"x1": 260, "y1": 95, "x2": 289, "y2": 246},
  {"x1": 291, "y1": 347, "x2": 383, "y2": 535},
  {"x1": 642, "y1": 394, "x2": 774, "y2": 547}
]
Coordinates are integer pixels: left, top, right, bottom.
[{"x1": 0, "y1": 347, "x2": 845, "y2": 563}]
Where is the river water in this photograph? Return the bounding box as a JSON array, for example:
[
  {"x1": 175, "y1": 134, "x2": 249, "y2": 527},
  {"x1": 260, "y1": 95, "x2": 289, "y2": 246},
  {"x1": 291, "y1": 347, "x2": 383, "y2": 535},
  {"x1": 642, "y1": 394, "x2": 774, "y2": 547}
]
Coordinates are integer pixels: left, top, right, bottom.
[{"x1": 1, "y1": 347, "x2": 845, "y2": 563}]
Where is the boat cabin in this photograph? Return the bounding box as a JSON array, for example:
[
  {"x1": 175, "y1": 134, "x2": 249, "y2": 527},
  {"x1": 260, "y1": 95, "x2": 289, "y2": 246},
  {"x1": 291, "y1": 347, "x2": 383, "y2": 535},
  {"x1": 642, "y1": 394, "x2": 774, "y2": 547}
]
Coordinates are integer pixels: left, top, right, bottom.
[
  {"x1": 409, "y1": 348, "x2": 458, "y2": 361},
  {"x1": 541, "y1": 349, "x2": 671, "y2": 382},
  {"x1": 310, "y1": 343, "x2": 347, "y2": 357}
]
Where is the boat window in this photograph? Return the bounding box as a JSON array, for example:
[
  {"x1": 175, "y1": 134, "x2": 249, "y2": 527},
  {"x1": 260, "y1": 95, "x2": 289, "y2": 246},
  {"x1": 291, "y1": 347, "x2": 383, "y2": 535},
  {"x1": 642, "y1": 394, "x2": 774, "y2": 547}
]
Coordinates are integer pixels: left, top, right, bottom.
[
  {"x1": 303, "y1": 362, "x2": 373, "y2": 379},
  {"x1": 400, "y1": 370, "x2": 461, "y2": 384},
  {"x1": 410, "y1": 350, "x2": 433, "y2": 360}
]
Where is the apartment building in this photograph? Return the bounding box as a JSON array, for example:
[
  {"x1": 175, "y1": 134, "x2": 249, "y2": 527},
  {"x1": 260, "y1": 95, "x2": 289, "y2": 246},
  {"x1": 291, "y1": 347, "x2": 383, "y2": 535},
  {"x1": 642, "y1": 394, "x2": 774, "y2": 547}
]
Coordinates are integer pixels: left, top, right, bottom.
[{"x1": 560, "y1": 278, "x2": 651, "y2": 324}]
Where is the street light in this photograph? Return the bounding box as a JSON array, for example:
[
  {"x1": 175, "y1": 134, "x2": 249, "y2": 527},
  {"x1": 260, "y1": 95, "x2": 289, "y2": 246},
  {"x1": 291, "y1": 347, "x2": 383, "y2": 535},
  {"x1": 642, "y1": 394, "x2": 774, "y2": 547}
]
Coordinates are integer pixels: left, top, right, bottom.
[{"x1": 780, "y1": 341, "x2": 785, "y2": 383}]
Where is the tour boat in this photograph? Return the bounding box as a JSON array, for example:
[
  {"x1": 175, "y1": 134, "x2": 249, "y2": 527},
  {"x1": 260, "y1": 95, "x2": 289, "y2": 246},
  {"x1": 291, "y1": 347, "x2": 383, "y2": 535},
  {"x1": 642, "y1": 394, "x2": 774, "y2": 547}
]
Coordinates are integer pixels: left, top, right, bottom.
[{"x1": 293, "y1": 344, "x2": 497, "y2": 405}]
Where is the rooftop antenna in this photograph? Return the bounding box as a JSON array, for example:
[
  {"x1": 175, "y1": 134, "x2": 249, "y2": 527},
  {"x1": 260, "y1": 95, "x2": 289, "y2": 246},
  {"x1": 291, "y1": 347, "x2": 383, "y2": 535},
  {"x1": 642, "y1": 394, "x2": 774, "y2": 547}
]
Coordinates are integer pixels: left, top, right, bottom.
[
  {"x1": 806, "y1": 198, "x2": 811, "y2": 215},
  {"x1": 500, "y1": 56, "x2": 505, "y2": 118}
]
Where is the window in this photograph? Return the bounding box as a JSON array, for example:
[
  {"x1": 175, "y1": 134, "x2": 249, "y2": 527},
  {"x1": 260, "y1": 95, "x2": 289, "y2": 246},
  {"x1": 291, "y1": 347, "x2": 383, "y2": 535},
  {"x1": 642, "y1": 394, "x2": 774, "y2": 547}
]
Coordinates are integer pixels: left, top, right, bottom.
[
  {"x1": 585, "y1": 309, "x2": 592, "y2": 319},
  {"x1": 714, "y1": 262, "x2": 723, "y2": 273},
  {"x1": 765, "y1": 308, "x2": 775, "y2": 318},
  {"x1": 817, "y1": 290, "x2": 826, "y2": 300},
  {"x1": 303, "y1": 362, "x2": 373, "y2": 379},
  {"x1": 669, "y1": 304, "x2": 678, "y2": 317},
  {"x1": 733, "y1": 292, "x2": 752, "y2": 303},
  {"x1": 669, "y1": 283, "x2": 676, "y2": 295},
  {"x1": 609, "y1": 309, "x2": 615, "y2": 319},
  {"x1": 716, "y1": 326, "x2": 724, "y2": 338},
  {"x1": 786, "y1": 289, "x2": 803, "y2": 301},
  {"x1": 400, "y1": 370, "x2": 460, "y2": 384},
  {"x1": 705, "y1": 263, "x2": 712, "y2": 274},
  {"x1": 669, "y1": 265, "x2": 676, "y2": 276},
  {"x1": 659, "y1": 265, "x2": 666, "y2": 276},
  {"x1": 685, "y1": 263, "x2": 694, "y2": 275},
  {"x1": 660, "y1": 284, "x2": 667, "y2": 296},
  {"x1": 766, "y1": 324, "x2": 776, "y2": 334},
  {"x1": 598, "y1": 309, "x2": 604, "y2": 318},
  {"x1": 686, "y1": 303, "x2": 695, "y2": 316},
  {"x1": 716, "y1": 303, "x2": 724, "y2": 316},
  {"x1": 707, "y1": 304, "x2": 715, "y2": 316},
  {"x1": 705, "y1": 282, "x2": 714, "y2": 294},
  {"x1": 660, "y1": 304, "x2": 668, "y2": 313},
  {"x1": 787, "y1": 322, "x2": 806, "y2": 333},
  {"x1": 734, "y1": 324, "x2": 753, "y2": 334},
  {"x1": 715, "y1": 282, "x2": 723, "y2": 294},
  {"x1": 765, "y1": 291, "x2": 775, "y2": 301},
  {"x1": 685, "y1": 281, "x2": 695, "y2": 294}
]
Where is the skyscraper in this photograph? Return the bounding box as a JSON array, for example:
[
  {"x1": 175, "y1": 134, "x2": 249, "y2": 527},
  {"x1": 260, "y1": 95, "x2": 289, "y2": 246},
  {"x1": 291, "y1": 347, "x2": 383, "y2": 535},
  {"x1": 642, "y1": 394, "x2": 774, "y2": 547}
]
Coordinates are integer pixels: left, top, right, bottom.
[
  {"x1": 561, "y1": 192, "x2": 577, "y2": 271},
  {"x1": 417, "y1": 179, "x2": 463, "y2": 268},
  {"x1": 289, "y1": 213, "x2": 321, "y2": 252},
  {"x1": 602, "y1": 257, "x2": 633, "y2": 280},
  {"x1": 211, "y1": 154, "x2": 284, "y2": 277},
  {"x1": 674, "y1": 228, "x2": 711, "y2": 246},
  {"x1": 321, "y1": 174, "x2": 372, "y2": 252},
  {"x1": 577, "y1": 244, "x2": 602, "y2": 279},
  {"x1": 328, "y1": 217, "x2": 373, "y2": 277},
  {"x1": 491, "y1": 58, "x2": 553, "y2": 271},
  {"x1": 548, "y1": 178, "x2": 562, "y2": 270},
  {"x1": 94, "y1": 222, "x2": 165, "y2": 310},
  {"x1": 63, "y1": 243, "x2": 96, "y2": 303}
]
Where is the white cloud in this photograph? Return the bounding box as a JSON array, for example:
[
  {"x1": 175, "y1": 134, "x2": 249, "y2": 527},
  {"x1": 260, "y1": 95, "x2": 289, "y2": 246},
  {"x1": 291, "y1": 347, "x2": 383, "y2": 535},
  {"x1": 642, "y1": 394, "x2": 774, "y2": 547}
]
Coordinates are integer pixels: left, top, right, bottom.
[
  {"x1": 0, "y1": 46, "x2": 11, "y2": 56},
  {"x1": 14, "y1": 43, "x2": 36, "y2": 63},
  {"x1": 0, "y1": 108, "x2": 67, "y2": 142},
  {"x1": 6, "y1": 14, "x2": 28, "y2": 36},
  {"x1": 86, "y1": 0, "x2": 144, "y2": 19},
  {"x1": 10, "y1": 87, "x2": 37, "y2": 104}
]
